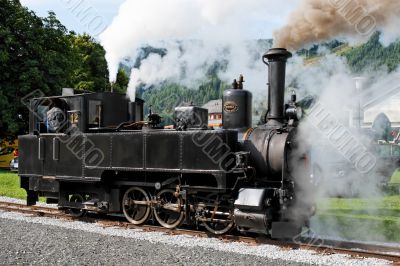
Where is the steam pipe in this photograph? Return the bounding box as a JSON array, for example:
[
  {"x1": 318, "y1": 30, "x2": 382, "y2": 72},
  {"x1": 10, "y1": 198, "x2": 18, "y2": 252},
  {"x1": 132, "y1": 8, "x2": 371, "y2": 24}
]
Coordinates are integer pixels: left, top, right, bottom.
[
  {"x1": 128, "y1": 102, "x2": 136, "y2": 121},
  {"x1": 263, "y1": 48, "x2": 292, "y2": 122}
]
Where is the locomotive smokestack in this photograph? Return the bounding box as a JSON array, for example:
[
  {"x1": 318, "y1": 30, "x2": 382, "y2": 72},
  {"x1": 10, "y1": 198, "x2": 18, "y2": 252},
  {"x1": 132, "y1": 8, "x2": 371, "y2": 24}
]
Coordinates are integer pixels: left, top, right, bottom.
[{"x1": 263, "y1": 48, "x2": 292, "y2": 122}]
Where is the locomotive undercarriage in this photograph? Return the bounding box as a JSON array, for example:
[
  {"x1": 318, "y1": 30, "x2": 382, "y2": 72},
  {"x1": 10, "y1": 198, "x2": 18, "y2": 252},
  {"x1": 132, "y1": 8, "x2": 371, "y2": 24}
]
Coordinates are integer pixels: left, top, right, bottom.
[
  {"x1": 120, "y1": 186, "x2": 237, "y2": 234},
  {"x1": 21, "y1": 172, "x2": 308, "y2": 237}
]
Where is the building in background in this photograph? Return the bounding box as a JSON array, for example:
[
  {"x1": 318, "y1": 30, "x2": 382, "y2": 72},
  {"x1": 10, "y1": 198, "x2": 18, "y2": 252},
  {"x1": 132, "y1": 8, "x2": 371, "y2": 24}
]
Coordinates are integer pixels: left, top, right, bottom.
[
  {"x1": 202, "y1": 99, "x2": 222, "y2": 128},
  {"x1": 364, "y1": 92, "x2": 400, "y2": 129},
  {"x1": 348, "y1": 77, "x2": 400, "y2": 138}
]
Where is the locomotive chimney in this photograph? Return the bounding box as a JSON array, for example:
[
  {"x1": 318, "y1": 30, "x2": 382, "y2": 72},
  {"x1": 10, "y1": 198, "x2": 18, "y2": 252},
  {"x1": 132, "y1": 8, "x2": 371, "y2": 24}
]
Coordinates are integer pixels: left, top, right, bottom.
[{"x1": 263, "y1": 48, "x2": 292, "y2": 122}]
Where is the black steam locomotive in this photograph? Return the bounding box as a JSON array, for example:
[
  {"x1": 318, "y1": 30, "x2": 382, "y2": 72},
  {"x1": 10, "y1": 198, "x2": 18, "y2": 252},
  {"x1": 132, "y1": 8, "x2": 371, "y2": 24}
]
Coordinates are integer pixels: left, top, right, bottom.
[{"x1": 19, "y1": 48, "x2": 315, "y2": 238}]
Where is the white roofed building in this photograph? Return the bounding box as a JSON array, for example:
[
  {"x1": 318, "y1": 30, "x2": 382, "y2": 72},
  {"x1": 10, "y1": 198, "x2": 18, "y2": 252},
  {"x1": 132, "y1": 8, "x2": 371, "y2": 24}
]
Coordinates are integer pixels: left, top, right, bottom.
[
  {"x1": 202, "y1": 99, "x2": 222, "y2": 128},
  {"x1": 364, "y1": 92, "x2": 400, "y2": 128}
]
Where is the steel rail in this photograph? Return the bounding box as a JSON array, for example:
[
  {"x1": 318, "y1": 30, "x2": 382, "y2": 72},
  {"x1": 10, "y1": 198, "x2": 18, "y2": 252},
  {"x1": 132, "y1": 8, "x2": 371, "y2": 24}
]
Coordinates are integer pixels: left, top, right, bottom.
[{"x1": 0, "y1": 201, "x2": 398, "y2": 263}]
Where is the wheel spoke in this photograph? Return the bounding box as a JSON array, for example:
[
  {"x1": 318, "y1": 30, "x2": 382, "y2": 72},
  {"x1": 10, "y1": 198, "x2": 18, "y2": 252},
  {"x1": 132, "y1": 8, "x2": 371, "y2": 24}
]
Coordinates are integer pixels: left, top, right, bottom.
[
  {"x1": 122, "y1": 187, "x2": 151, "y2": 225},
  {"x1": 153, "y1": 189, "x2": 184, "y2": 229},
  {"x1": 202, "y1": 193, "x2": 234, "y2": 235}
]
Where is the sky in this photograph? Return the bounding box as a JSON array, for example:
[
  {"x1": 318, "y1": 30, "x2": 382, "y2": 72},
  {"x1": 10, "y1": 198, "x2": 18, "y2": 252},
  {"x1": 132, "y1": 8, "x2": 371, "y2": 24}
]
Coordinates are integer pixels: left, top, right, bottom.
[
  {"x1": 20, "y1": 0, "x2": 126, "y2": 37},
  {"x1": 20, "y1": 0, "x2": 297, "y2": 39}
]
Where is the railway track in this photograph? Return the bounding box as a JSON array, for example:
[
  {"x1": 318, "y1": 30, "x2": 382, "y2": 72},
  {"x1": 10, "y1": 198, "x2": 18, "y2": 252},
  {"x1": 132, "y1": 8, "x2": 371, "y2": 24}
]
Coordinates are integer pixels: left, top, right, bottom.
[{"x1": 0, "y1": 201, "x2": 399, "y2": 264}]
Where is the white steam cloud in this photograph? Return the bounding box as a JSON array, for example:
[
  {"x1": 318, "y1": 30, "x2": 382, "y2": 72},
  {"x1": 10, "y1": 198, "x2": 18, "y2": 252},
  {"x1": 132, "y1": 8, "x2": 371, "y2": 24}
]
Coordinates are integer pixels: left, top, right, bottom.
[{"x1": 99, "y1": 0, "x2": 295, "y2": 100}]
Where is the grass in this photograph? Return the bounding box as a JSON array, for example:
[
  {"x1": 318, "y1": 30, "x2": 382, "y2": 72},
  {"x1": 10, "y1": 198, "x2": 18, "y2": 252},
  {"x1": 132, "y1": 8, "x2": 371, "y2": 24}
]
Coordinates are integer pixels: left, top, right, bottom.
[
  {"x1": 332, "y1": 44, "x2": 353, "y2": 55},
  {"x1": 318, "y1": 196, "x2": 400, "y2": 219},
  {"x1": 0, "y1": 169, "x2": 26, "y2": 200},
  {"x1": 314, "y1": 196, "x2": 400, "y2": 243},
  {"x1": 390, "y1": 169, "x2": 400, "y2": 184},
  {"x1": 302, "y1": 44, "x2": 353, "y2": 66}
]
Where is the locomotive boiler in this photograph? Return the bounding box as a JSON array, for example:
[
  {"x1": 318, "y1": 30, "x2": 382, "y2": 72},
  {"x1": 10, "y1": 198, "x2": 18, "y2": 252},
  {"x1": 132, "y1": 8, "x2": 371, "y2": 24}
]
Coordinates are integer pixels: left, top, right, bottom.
[{"x1": 18, "y1": 48, "x2": 315, "y2": 238}]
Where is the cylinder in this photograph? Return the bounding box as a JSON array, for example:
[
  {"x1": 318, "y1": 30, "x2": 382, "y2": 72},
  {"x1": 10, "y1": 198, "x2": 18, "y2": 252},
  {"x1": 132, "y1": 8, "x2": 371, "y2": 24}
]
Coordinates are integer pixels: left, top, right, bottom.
[
  {"x1": 263, "y1": 48, "x2": 292, "y2": 121},
  {"x1": 223, "y1": 88, "x2": 252, "y2": 131},
  {"x1": 234, "y1": 210, "x2": 267, "y2": 233}
]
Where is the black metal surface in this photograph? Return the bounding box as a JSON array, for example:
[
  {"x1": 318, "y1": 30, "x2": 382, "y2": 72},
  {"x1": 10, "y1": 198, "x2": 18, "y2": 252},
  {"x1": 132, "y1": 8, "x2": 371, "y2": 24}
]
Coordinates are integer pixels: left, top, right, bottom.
[
  {"x1": 58, "y1": 134, "x2": 84, "y2": 177},
  {"x1": 42, "y1": 136, "x2": 56, "y2": 176},
  {"x1": 174, "y1": 106, "x2": 208, "y2": 129},
  {"x1": 18, "y1": 50, "x2": 316, "y2": 238},
  {"x1": 241, "y1": 48, "x2": 295, "y2": 179},
  {"x1": 243, "y1": 124, "x2": 295, "y2": 179},
  {"x1": 263, "y1": 48, "x2": 292, "y2": 122},
  {"x1": 111, "y1": 133, "x2": 144, "y2": 168},
  {"x1": 29, "y1": 176, "x2": 59, "y2": 193},
  {"x1": 234, "y1": 188, "x2": 266, "y2": 211},
  {"x1": 128, "y1": 101, "x2": 144, "y2": 122},
  {"x1": 271, "y1": 222, "x2": 301, "y2": 239},
  {"x1": 18, "y1": 135, "x2": 42, "y2": 176},
  {"x1": 53, "y1": 138, "x2": 60, "y2": 161},
  {"x1": 223, "y1": 88, "x2": 252, "y2": 131},
  {"x1": 234, "y1": 210, "x2": 267, "y2": 232},
  {"x1": 20, "y1": 130, "x2": 238, "y2": 183},
  {"x1": 29, "y1": 92, "x2": 144, "y2": 134},
  {"x1": 84, "y1": 130, "x2": 237, "y2": 174},
  {"x1": 146, "y1": 132, "x2": 180, "y2": 169}
]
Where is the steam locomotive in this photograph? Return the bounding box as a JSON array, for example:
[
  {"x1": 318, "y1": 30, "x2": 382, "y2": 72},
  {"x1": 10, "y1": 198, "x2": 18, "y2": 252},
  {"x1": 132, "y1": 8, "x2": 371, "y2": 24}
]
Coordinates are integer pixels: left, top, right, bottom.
[{"x1": 18, "y1": 48, "x2": 315, "y2": 238}]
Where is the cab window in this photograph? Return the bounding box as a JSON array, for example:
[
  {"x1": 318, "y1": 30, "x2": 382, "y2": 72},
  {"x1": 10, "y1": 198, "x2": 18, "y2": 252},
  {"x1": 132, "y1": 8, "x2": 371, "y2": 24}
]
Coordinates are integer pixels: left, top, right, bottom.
[
  {"x1": 36, "y1": 105, "x2": 50, "y2": 133},
  {"x1": 88, "y1": 100, "x2": 102, "y2": 127}
]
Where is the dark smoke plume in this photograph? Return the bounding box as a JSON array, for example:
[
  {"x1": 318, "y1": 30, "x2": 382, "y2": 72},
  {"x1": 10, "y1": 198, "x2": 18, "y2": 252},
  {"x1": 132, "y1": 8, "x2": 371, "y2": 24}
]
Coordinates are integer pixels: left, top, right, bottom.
[{"x1": 274, "y1": 0, "x2": 400, "y2": 50}]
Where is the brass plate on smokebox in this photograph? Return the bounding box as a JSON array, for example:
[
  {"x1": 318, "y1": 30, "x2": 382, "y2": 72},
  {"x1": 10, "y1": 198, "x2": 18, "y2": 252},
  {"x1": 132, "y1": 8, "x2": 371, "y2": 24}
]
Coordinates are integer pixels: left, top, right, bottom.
[{"x1": 224, "y1": 101, "x2": 238, "y2": 113}]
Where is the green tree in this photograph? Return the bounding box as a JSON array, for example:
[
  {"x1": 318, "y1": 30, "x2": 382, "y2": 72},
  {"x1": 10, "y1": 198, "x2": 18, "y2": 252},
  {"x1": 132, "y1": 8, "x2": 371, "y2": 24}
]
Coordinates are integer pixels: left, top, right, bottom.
[
  {"x1": 69, "y1": 34, "x2": 109, "y2": 91},
  {"x1": 0, "y1": 1, "x2": 112, "y2": 138},
  {"x1": 344, "y1": 32, "x2": 400, "y2": 73},
  {"x1": 112, "y1": 68, "x2": 129, "y2": 93},
  {"x1": 139, "y1": 74, "x2": 229, "y2": 121},
  {"x1": 0, "y1": 1, "x2": 76, "y2": 136}
]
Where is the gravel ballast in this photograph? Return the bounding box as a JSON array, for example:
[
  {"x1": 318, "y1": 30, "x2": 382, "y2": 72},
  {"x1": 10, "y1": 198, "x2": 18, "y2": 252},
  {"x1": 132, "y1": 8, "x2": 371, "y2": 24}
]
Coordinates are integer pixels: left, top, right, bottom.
[
  {"x1": 0, "y1": 210, "x2": 390, "y2": 266},
  {"x1": 0, "y1": 196, "x2": 57, "y2": 209},
  {"x1": 0, "y1": 217, "x2": 296, "y2": 266}
]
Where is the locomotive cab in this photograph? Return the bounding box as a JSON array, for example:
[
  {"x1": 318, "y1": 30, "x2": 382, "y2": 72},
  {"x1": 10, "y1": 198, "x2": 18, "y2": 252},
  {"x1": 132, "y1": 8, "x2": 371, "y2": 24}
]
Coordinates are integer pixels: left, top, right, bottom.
[
  {"x1": 20, "y1": 91, "x2": 144, "y2": 205},
  {"x1": 28, "y1": 91, "x2": 144, "y2": 134}
]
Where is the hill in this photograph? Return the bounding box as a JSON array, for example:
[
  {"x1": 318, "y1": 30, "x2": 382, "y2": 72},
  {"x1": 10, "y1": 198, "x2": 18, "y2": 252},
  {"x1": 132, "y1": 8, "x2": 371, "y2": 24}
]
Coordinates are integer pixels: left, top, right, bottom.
[
  {"x1": 344, "y1": 32, "x2": 400, "y2": 73},
  {"x1": 301, "y1": 32, "x2": 400, "y2": 72},
  {"x1": 138, "y1": 75, "x2": 229, "y2": 125},
  {"x1": 137, "y1": 33, "x2": 400, "y2": 122}
]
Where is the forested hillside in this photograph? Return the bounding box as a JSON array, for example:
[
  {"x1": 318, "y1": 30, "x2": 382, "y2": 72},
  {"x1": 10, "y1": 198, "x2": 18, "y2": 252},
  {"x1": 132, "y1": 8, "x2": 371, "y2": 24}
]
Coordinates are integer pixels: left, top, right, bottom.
[
  {"x1": 343, "y1": 32, "x2": 400, "y2": 73},
  {"x1": 138, "y1": 75, "x2": 229, "y2": 124},
  {"x1": 139, "y1": 33, "x2": 400, "y2": 122}
]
